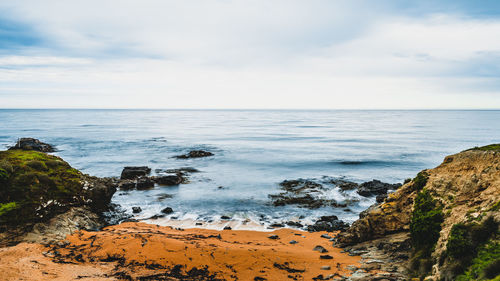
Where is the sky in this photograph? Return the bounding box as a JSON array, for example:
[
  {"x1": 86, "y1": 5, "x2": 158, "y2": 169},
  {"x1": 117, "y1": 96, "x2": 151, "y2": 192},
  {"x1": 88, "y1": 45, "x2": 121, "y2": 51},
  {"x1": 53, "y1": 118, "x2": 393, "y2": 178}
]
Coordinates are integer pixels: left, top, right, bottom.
[{"x1": 1, "y1": 0, "x2": 500, "y2": 109}]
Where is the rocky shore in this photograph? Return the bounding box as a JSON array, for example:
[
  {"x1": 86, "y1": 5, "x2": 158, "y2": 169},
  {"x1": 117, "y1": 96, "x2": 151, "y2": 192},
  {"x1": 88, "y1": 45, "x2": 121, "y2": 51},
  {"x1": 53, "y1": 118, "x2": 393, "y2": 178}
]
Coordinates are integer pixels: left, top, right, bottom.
[{"x1": 0, "y1": 139, "x2": 499, "y2": 280}]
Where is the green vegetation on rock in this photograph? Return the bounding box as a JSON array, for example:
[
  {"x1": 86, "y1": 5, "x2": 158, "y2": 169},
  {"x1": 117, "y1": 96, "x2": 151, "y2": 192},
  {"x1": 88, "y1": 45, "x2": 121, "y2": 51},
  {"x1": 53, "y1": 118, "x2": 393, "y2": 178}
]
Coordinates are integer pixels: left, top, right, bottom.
[
  {"x1": 0, "y1": 150, "x2": 84, "y2": 225},
  {"x1": 466, "y1": 144, "x2": 500, "y2": 152},
  {"x1": 409, "y1": 189, "x2": 444, "y2": 276},
  {"x1": 456, "y1": 242, "x2": 500, "y2": 281},
  {"x1": 444, "y1": 217, "x2": 499, "y2": 280},
  {"x1": 412, "y1": 171, "x2": 429, "y2": 191}
]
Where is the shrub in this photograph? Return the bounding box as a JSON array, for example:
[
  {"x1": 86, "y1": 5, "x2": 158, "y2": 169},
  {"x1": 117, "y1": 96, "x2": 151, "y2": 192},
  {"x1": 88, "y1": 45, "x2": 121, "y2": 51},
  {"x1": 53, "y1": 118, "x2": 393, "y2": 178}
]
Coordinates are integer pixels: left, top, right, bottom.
[
  {"x1": 445, "y1": 217, "x2": 499, "y2": 280},
  {"x1": 410, "y1": 189, "x2": 444, "y2": 251},
  {"x1": 455, "y1": 242, "x2": 500, "y2": 281},
  {"x1": 412, "y1": 171, "x2": 429, "y2": 191}
]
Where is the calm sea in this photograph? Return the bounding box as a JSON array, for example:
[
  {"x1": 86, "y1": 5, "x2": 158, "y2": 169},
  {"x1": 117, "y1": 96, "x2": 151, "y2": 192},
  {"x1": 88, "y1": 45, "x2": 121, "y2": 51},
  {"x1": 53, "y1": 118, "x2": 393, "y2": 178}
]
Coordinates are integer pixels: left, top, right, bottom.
[{"x1": 1, "y1": 109, "x2": 499, "y2": 228}]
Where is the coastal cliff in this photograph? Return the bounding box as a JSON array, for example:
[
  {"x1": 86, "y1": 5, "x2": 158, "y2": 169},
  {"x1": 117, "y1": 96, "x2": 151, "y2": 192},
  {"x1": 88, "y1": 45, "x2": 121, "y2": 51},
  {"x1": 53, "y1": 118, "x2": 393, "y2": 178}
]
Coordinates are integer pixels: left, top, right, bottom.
[{"x1": 337, "y1": 145, "x2": 500, "y2": 280}]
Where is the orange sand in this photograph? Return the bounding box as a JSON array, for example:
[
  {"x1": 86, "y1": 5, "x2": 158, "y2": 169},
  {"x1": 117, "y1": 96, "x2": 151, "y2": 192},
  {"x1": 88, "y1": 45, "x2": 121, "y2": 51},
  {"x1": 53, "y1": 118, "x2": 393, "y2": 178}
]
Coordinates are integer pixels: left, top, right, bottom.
[{"x1": 0, "y1": 222, "x2": 362, "y2": 280}]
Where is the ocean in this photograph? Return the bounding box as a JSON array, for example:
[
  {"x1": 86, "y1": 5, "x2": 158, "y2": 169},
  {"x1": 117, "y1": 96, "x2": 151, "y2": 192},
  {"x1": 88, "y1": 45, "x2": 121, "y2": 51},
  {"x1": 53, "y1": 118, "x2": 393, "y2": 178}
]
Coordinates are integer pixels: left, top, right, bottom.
[{"x1": 1, "y1": 109, "x2": 499, "y2": 229}]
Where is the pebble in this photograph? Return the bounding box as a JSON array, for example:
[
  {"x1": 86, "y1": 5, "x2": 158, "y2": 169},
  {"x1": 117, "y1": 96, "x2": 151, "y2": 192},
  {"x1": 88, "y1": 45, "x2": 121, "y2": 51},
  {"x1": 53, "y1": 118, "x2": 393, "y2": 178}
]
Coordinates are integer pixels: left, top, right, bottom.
[
  {"x1": 268, "y1": 235, "x2": 279, "y2": 240},
  {"x1": 320, "y1": 255, "x2": 333, "y2": 260},
  {"x1": 321, "y1": 266, "x2": 331, "y2": 270},
  {"x1": 320, "y1": 234, "x2": 332, "y2": 239},
  {"x1": 289, "y1": 240, "x2": 298, "y2": 244},
  {"x1": 313, "y1": 245, "x2": 328, "y2": 253}
]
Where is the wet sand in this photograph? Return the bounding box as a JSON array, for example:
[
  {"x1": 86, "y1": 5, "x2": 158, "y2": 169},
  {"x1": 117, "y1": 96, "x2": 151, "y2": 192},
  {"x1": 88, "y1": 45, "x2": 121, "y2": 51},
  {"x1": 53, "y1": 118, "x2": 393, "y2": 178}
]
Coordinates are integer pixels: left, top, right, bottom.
[{"x1": 0, "y1": 222, "x2": 361, "y2": 280}]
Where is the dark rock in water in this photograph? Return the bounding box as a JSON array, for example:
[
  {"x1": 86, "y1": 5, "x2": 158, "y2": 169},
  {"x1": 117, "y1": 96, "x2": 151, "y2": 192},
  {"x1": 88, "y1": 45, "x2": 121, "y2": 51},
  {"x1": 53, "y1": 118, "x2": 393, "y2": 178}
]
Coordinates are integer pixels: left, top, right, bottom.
[
  {"x1": 270, "y1": 223, "x2": 285, "y2": 228},
  {"x1": 153, "y1": 174, "x2": 184, "y2": 185},
  {"x1": 175, "y1": 150, "x2": 214, "y2": 159},
  {"x1": 357, "y1": 180, "x2": 401, "y2": 197},
  {"x1": 132, "y1": 207, "x2": 142, "y2": 213},
  {"x1": 118, "y1": 180, "x2": 136, "y2": 190},
  {"x1": 307, "y1": 216, "x2": 350, "y2": 232},
  {"x1": 269, "y1": 193, "x2": 324, "y2": 209},
  {"x1": 120, "y1": 166, "x2": 151, "y2": 180},
  {"x1": 157, "y1": 193, "x2": 173, "y2": 201},
  {"x1": 286, "y1": 221, "x2": 303, "y2": 228},
  {"x1": 279, "y1": 179, "x2": 322, "y2": 192},
  {"x1": 164, "y1": 167, "x2": 199, "y2": 173},
  {"x1": 136, "y1": 177, "x2": 154, "y2": 189},
  {"x1": 161, "y1": 207, "x2": 174, "y2": 214},
  {"x1": 329, "y1": 179, "x2": 359, "y2": 191},
  {"x1": 149, "y1": 214, "x2": 166, "y2": 220},
  {"x1": 223, "y1": 226, "x2": 232, "y2": 230},
  {"x1": 220, "y1": 215, "x2": 231, "y2": 220},
  {"x1": 9, "y1": 138, "x2": 55, "y2": 152},
  {"x1": 376, "y1": 193, "x2": 388, "y2": 203}
]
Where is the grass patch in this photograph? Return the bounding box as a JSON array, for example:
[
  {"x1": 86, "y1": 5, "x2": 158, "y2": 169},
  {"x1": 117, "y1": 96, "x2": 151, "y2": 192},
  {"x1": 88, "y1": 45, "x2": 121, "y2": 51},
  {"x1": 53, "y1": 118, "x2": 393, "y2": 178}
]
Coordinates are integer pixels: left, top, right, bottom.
[
  {"x1": 0, "y1": 150, "x2": 84, "y2": 224},
  {"x1": 466, "y1": 144, "x2": 500, "y2": 152}
]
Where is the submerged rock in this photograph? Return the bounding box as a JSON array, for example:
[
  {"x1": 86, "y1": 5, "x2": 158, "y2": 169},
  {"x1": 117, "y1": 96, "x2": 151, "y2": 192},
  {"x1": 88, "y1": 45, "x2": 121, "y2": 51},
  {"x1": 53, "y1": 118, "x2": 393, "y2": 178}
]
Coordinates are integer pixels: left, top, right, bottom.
[
  {"x1": 8, "y1": 138, "x2": 55, "y2": 152},
  {"x1": 161, "y1": 207, "x2": 174, "y2": 214},
  {"x1": 175, "y1": 150, "x2": 214, "y2": 159},
  {"x1": 132, "y1": 207, "x2": 142, "y2": 213},
  {"x1": 120, "y1": 166, "x2": 151, "y2": 180}
]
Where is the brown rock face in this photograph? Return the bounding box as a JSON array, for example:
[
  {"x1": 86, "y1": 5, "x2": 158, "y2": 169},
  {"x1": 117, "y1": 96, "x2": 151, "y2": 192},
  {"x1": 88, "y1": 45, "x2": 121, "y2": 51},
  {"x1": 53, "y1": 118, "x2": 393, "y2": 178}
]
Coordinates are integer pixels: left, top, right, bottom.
[{"x1": 336, "y1": 148, "x2": 500, "y2": 280}]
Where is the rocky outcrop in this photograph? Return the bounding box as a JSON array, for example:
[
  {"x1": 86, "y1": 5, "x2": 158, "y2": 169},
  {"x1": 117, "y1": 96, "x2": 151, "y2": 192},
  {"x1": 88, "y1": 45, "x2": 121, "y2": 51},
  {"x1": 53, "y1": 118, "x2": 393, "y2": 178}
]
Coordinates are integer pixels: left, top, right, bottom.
[
  {"x1": 0, "y1": 144, "x2": 117, "y2": 246},
  {"x1": 356, "y1": 180, "x2": 401, "y2": 197},
  {"x1": 269, "y1": 178, "x2": 400, "y2": 209},
  {"x1": 336, "y1": 146, "x2": 500, "y2": 280},
  {"x1": 175, "y1": 150, "x2": 214, "y2": 159},
  {"x1": 8, "y1": 138, "x2": 55, "y2": 152},
  {"x1": 120, "y1": 166, "x2": 151, "y2": 180}
]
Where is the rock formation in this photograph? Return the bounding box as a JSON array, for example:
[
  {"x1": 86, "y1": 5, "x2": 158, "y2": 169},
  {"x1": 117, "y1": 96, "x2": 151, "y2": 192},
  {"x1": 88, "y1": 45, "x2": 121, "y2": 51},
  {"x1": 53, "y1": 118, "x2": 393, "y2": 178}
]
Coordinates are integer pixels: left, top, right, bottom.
[{"x1": 337, "y1": 145, "x2": 500, "y2": 280}]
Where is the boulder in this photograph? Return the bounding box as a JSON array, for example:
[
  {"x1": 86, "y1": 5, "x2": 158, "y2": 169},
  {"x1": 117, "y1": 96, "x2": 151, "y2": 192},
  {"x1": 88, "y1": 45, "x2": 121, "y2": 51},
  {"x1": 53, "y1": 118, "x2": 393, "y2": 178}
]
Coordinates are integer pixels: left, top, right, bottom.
[
  {"x1": 9, "y1": 138, "x2": 55, "y2": 152},
  {"x1": 307, "y1": 216, "x2": 350, "y2": 232},
  {"x1": 136, "y1": 177, "x2": 154, "y2": 190},
  {"x1": 120, "y1": 166, "x2": 151, "y2": 180},
  {"x1": 118, "y1": 180, "x2": 136, "y2": 190},
  {"x1": 82, "y1": 176, "x2": 118, "y2": 211},
  {"x1": 357, "y1": 180, "x2": 401, "y2": 197},
  {"x1": 132, "y1": 207, "x2": 142, "y2": 213},
  {"x1": 153, "y1": 174, "x2": 184, "y2": 186},
  {"x1": 175, "y1": 150, "x2": 214, "y2": 159},
  {"x1": 161, "y1": 207, "x2": 174, "y2": 214}
]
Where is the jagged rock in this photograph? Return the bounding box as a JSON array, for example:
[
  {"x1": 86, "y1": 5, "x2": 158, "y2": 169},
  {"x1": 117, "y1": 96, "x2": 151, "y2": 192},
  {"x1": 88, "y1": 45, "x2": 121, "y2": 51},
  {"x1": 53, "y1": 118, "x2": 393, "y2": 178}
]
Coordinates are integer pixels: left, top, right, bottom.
[
  {"x1": 153, "y1": 174, "x2": 184, "y2": 185},
  {"x1": 161, "y1": 207, "x2": 174, "y2": 214},
  {"x1": 307, "y1": 216, "x2": 349, "y2": 232},
  {"x1": 82, "y1": 175, "x2": 117, "y2": 211},
  {"x1": 118, "y1": 180, "x2": 136, "y2": 190},
  {"x1": 175, "y1": 150, "x2": 214, "y2": 159},
  {"x1": 120, "y1": 166, "x2": 151, "y2": 180},
  {"x1": 136, "y1": 177, "x2": 154, "y2": 189},
  {"x1": 8, "y1": 138, "x2": 55, "y2": 152},
  {"x1": 357, "y1": 180, "x2": 401, "y2": 197},
  {"x1": 132, "y1": 207, "x2": 142, "y2": 213}
]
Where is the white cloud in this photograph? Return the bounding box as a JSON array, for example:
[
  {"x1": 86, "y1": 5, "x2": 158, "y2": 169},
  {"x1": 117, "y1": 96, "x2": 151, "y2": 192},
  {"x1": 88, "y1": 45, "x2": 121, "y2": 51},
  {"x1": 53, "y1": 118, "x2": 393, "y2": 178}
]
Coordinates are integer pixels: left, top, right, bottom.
[{"x1": 0, "y1": 1, "x2": 499, "y2": 108}]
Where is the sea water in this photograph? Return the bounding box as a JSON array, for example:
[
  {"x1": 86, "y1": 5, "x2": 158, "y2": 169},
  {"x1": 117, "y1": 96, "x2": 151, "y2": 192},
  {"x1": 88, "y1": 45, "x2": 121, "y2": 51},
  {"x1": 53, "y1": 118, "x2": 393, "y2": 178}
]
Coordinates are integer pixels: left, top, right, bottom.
[{"x1": 1, "y1": 109, "x2": 499, "y2": 229}]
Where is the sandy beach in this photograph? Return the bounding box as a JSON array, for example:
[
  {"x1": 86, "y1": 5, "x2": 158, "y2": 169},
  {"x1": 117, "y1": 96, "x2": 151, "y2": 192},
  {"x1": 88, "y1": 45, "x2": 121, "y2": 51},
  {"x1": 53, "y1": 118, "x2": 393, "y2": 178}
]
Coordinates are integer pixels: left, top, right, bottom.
[{"x1": 0, "y1": 222, "x2": 361, "y2": 281}]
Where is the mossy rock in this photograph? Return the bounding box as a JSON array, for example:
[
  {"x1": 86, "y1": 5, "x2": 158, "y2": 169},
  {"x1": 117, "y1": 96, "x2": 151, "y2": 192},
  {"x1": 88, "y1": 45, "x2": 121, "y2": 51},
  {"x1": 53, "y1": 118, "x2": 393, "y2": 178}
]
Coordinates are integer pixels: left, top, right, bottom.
[{"x1": 0, "y1": 150, "x2": 84, "y2": 225}]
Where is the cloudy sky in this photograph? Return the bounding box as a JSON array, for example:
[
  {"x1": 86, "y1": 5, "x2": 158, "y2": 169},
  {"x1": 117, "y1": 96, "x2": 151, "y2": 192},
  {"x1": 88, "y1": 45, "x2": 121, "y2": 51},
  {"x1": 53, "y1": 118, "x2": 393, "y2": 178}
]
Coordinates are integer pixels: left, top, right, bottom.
[{"x1": 1, "y1": 0, "x2": 500, "y2": 109}]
